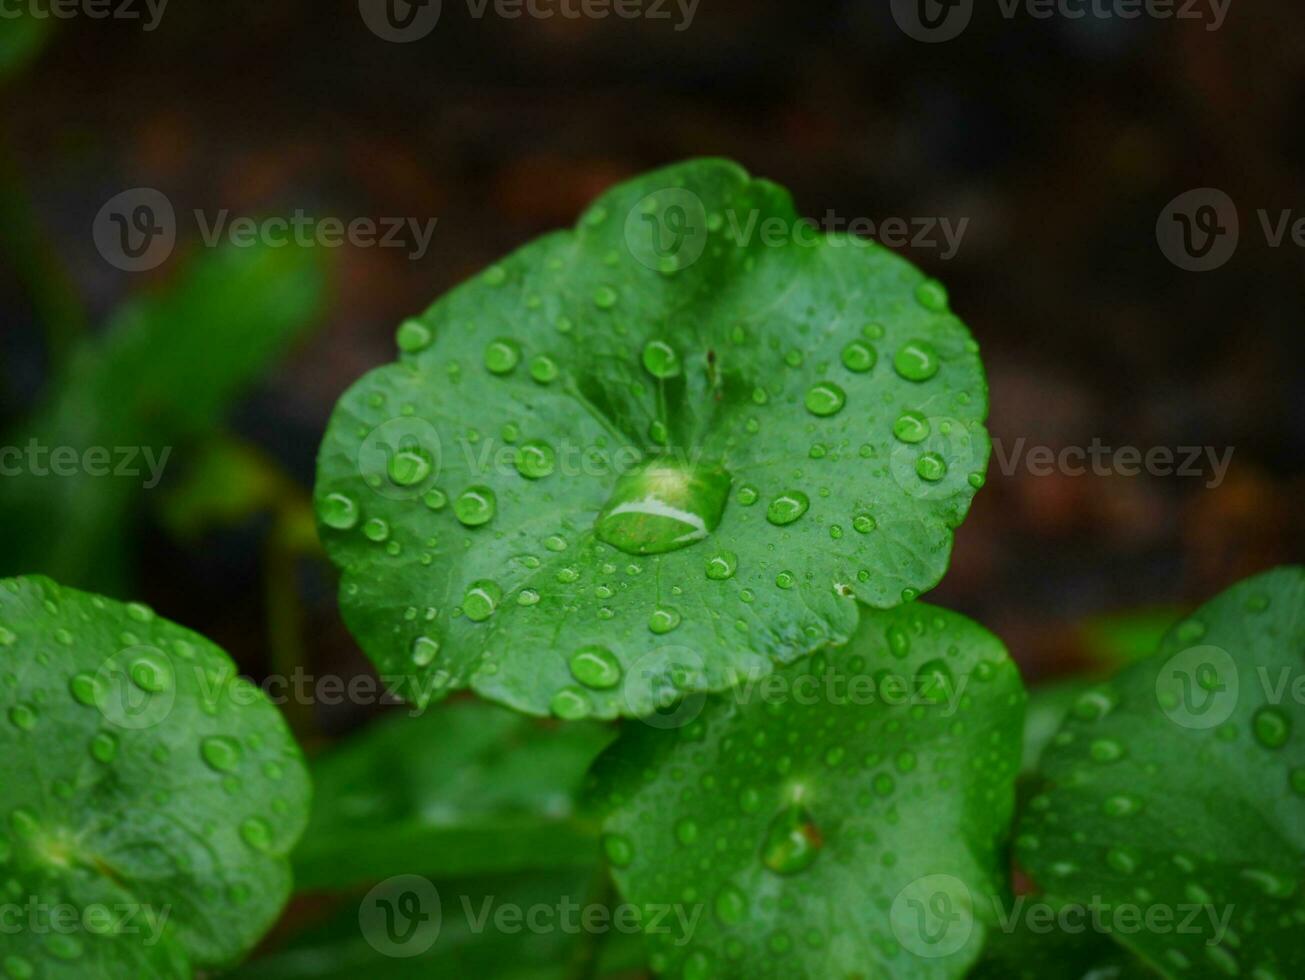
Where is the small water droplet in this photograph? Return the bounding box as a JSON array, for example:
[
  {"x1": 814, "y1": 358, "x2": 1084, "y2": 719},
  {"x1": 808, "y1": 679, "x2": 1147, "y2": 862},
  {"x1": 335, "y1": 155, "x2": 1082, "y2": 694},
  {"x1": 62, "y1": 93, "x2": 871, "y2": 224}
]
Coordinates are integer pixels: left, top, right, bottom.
[
  {"x1": 8, "y1": 704, "x2": 36, "y2": 732},
  {"x1": 550, "y1": 686, "x2": 591, "y2": 720},
  {"x1": 766, "y1": 491, "x2": 810, "y2": 526},
  {"x1": 603, "y1": 832, "x2": 633, "y2": 867},
  {"x1": 915, "y1": 279, "x2": 949, "y2": 312},
  {"x1": 319, "y1": 492, "x2": 360, "y2": 530},
  {"x1": 649, "y1": 607, "x2": 682, "y2": 634},
  {"x1": 455, "y1": 486, "x2": 497, "y2": 527},
  {"x1": 462, "y1": 580, "x2": 502, "y2": 623},
  {"x1": 916, "y1": 452, "x2": 948, "y2": 482},
  {"x1": 422, "y1": 488, "x2": 447, "y2": 511},
  {"x1": 761, "y1": 804, "x2": 822, "y2": 875},
  {"x1": 841, "y1": 341, "x2": 877, "y2": 373},
  {"x1": 642, "y1": 339, "x2": 682, "y2": 379},
  {"x1": 130, "y1": 655, "x2": 172, "y2": 693},
  {"x1": 569, "y1": 646, "x2": 622, "y2": 689},
  {"x1": 484, "y1": 339, "x2": 521, "y2": 375},
  {"x1": 893, "y1": 340, "x2": 940, "y2": 382},
  {"x1": 515, "y1": 440, "x2": 556, "y2": 479},
  {"x1": 396, "y1": 319, "x2": 433, "y2": 353},
  {"x1": 853, "y1": 513, "x2": 876, "y2": 533},
  {"x1": 239, "y1": 818, "x2": 274, "y2": 853},
  {"x1": 530, "y1": 354, "x2": 559, "y2": 384},
  {"x1": 804, "y1": 382, "x2": 846, "y2": 417},
  {"x1": 362, "y1": 517, "x2": 390, "y2": 542},
  {"x1": 1253, "y1": 706, "x2": 1290, "y2": 749},
  {"x1": 388, "y1": 446, "x2": 433, "y2": 487},
  {"x1": 892, "y1": 411, "x2": 930, "y2": 444},
  {"x1": 593, "y1": 285, "x2": 618, "y2": 309},
  {"x1": 705, "y1": 551, "x2": 738, "y2": 580},
  {"x1": 714, "y1": 884, "x2": 748, "y2": 925}
]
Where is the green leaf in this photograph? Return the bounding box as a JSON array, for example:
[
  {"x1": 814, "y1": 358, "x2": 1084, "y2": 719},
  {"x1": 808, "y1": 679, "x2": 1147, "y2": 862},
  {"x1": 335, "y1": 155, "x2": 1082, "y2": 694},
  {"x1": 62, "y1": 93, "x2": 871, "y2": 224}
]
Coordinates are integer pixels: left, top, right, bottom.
[
  {"x1": 970, "y1": 915, "x2": 1155, "y2": 980},
  {"x1": 293, "y1": 700, "x2": 613, "y2": 890},
  {"x1": 315, "y1": 158, "x2": 990, "y2": 719},
  {"x1": 1016, "y1": 565, "x2": 1305, "y2": 979},
  {"x1": 230, "y1": 870, "x2": 646, "y2": 980},
  {"x1": 0, "y1": 14, "x2": 52, "y2": 81},
  {"x1": 0, "y1": 241, "x2": 328, "y2": 593},
  {"x1": 586, "y1": 601, "x2": 1024, "y2": 979},
  {"x1": 0, "y1": 575, "x2": 312, "y2": 976}
]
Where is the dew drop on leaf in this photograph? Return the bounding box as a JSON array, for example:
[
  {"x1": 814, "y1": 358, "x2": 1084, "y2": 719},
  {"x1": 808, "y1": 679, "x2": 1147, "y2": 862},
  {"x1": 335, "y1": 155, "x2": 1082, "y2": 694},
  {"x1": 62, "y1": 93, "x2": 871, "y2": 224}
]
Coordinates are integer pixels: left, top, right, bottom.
[
  {"x1": 514, "y1": 440, "x2": 556, "y2": 480},
  {"x1": 484, "y1": 339, "x2": 521, "y2": 375},
  {"x1": 916, "y1": 452, "x2": 948, "y2": 482},
  {"x1": 318, "y1": 492, "x2": 360, "y2": 531},
  {"x1": 387, "y1": 447, "x2": 433, "y2": 487},
  {"x1": 569, "y1": 646, "x2": 623, "y2": 690},
  {"x1": 1252, "y1": 706, "x2": 1290, "y2": 749},
  {"x1": 454, "y1": 486, "x2": 497, "y2": 527},
  {"x1": 603, "y1": 832, "x2": 633, "y2": 867},
  {"x1": 761, "y1": 804, "x2": 822, "y2": 875},
  {"x1": 395, "y1": 319, "x2": 433, "y2": 353},
  {"x1": 595, "y1": 461, "x2": 730, "y2": 556},
  {"x1": 705, "y1": 552, "x2": 738, "y2": 581},
  {"x1": 893, "y1": 340, "x2": 940, "y2": 382},
  {"x1": 840, "y1": 341, "x2": 877, "y2": 373},
  {"x1": 649, "y1": 607, "x2": 682, "y2": 634},
  {"x1": 892, "y1": 411, "x2": 930, "y2": 444},
  {"x1": 642, "y1": 339, "x2": 682, "y2": 379},
  {"x1": 201, "y1": 736, "x2": 242, "y2": 773},
  {"x1": 766, "y1": 491, "x2": 810, "y2": 526},
  {"x1": 462, "y1": 580, "x2": 502, "y2": 623},
  {"x1": 239, "y1": 818, "x2": 273, "y2": 853},
  {"x1": 550, "y1": 686, "x2": 591, "y2": 720},
  {"x1": 803, "y1": 382, "x2": 846, "y2": 417}
]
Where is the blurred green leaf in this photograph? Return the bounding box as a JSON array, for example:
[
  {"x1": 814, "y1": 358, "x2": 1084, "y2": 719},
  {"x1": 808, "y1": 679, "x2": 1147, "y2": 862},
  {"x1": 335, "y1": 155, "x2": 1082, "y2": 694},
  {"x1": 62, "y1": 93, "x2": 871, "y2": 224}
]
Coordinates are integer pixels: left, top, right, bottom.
[
  {"x1": 231, "y1": 871, "x2": 647, "y2": 980},
  {"x1": 1077, "y1": 607, "x2": 1182, "y2": 672},
  {"x1": 971, "y1": 916, "x2": 1155, "y2": 979},
  {"x1": 292, "y1": 699, "x2": 614, "y2": 891},
  {"x1": 0, "y1": 241, "x2": 328, "y2": 593},
  {"x1": 0, "y1": 13, "x2": 52, "y2": 81}
]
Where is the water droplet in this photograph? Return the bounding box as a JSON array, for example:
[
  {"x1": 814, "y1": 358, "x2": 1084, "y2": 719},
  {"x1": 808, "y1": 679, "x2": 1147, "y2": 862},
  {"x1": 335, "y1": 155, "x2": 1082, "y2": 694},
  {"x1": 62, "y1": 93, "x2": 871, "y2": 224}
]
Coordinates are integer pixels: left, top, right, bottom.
[
  {"x1": 893, "y1": 340, "x2": 940, "y2": 382},
  {"x1": 714, "y1": 884, "x2": 748, "y2": 925},
  {"x1": 682, "y1": 950, "x2": 714, "y2": 980},
  {"x1": 0, "y1": 628, "x2": 14, "y2": 646},
  {"x1": 841, "y1": 341, "x2": 877, "y2": 373},
  {"x1": 915, "y1": 279, "x2": 949, "y2": 312},
  {"x1": 530, "y1": 354, "x2": 559, "y2": 384},
  {"x1": 239, "y1": 818, "x2": 273, "y2": 853},
  {"x1": 892, "y1": 411, "x2": 930, "y2": 444},
  {"x1": 775, "y1": 570, "x2": 795, "y2": 589},
  {"x1": 483, "y1": 264, "x2": 507, "y2": 286},
  {"x1": 422, "y1": 488, "x2": 447, "y2": 511},
  {"x1": 130, "y1": 655, "x2": 172, "y2": 693},
  {"x1": 200, "y1": 736, "x2": 241, "y2": 773},
  {"x1": 569, "y1": 646, "x2": 622, "y2": 689},
  {"x1": 484, "y1": 339, "x2": 521, "y2": 375},
  {"x1": 595, "y1": 461, "x2": 731, "y2": 556},
  {"x1": 642, "y1": 339, "x2": 682, "y2": 379},
  {"x1": 916, "y1": 452, "x2": 948, "y2": 482},
  {"x1": 761, "y1": 804, "x2": 822, "y2": 875},
  {"x1": 674, "y1": 818, "x2": 699, "y2": 846},
  {"x1": 515, "y1": 440, "x2": 556, "y2": 479},
  {"x1": 1253, "y1": 706, "x2": 1290, "y2": 749},
  {"x1": 1103, "y1": 794, "x2": 1141, "y2": 817},
  {"x1": 2, "y1": 955, "x2": 34, "y2": 980},
  {"x1": 804, "y1": 382, "x2": 846, "y2": 417},
  {"x1": 550, "y1": 686, "x2": 591, "y2": 720},
  {"x1": 516, "y1": 590, "x2": 540, "y2": 607},
  {"x1": 649, "y1": 607, "x2": 682, "y2": 634},
  {"x1": 8, "y1": 705, "x2": 36, "y2": 732},
  {"x1": 69, "y1": 673, "x2": 99, "y2": 707},
  {"x1": 766, "y1": 491, "x2": 809, "y2": 526},
  {"x1": 1105, "y1": 846, "x2": 1138, "y2": 874},
  {"x1": 363, "y1": 517, "x2": 390, "y2": 542},
  {"x1": 853, "y1": 513, "x2": 876, "y2": 533},
  {"x1": 462, "y1": 580, "x2": 502, "y2": 623},
  {"x1": 412, "y1": 635, "x2": 441, "y2": 666},
  {"x1": 1090, "y1": 739, "x2": 1124, "y2": 763},
  {"x1": 603, "y1": 833, "x2": 633, "y2": 867},
  {"x1": 737, "y1": 485, "x2": 758, "y2": 506},
  {"x1": 916, "y1": 660, "x2": 955, "y2": 704},
  {"x1": 593, "y1": 285, "x2": 618, "y2": 309},
  {"x1": 319, "y1": 492, "x2": 360, "y2": 530},
  {"x1": 455, "y1": 486, "x2": 497, "y2": 527},
  {"x1": 388, "y1": 446, "x2": 433, "y2": 487},
  {"x1": 705, "y1": 551, "x2": 738, "y2": 580},
  {"x1": 396, "y1": 319, "x2": 432, "y2": 353}
]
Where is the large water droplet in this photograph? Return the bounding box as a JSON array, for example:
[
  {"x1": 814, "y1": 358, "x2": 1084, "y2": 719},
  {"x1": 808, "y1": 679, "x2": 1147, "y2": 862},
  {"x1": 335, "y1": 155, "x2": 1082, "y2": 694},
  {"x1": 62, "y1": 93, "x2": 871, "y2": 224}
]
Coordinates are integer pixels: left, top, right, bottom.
[
  {"x1": 388, "y1": 447, "x2": 433, "y2": 487},
  {"x1": 761, "y1": 804, "x2": 822, "y2": 875},
  {"x1": 595, "y1": 461, "x2": 730, "y2": 556}
]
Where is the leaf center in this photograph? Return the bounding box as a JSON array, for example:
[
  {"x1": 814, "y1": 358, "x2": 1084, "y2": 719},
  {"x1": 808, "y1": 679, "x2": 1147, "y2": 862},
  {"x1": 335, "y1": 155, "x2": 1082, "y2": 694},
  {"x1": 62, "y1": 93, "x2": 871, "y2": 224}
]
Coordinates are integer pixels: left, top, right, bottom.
[{"x1": 594, "y1": 459, "x2": 731, "y2": 556}]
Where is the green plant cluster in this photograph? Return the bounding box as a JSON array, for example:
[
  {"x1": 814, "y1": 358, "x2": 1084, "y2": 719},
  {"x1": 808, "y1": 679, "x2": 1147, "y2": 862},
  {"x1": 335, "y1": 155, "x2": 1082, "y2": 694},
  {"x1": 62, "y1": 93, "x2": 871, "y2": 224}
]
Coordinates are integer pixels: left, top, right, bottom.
[{"x1": 1, "y1": 160, "x2": 1300, "y2": 979}]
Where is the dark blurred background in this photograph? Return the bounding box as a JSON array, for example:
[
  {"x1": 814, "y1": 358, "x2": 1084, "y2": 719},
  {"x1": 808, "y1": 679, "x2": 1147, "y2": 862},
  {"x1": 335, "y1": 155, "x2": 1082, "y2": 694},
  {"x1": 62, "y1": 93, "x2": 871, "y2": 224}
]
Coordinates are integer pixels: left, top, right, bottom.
[{"x1": 2, "y1": 0, "x2": 1303, "y2": 730}]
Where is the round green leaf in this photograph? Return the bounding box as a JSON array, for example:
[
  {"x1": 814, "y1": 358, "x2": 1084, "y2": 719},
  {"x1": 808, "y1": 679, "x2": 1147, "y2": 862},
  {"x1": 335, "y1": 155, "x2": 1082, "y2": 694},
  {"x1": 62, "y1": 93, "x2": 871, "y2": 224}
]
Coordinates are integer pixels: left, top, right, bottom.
[
  {"x1": 586, "y1": 602, "x2": 1025, "y2": 978},
  {"x1": 1017, "y1": 565, "x2": 1305, "y2": 979},
  {"x1": 315, "y1": 158, "x2": 990, "y2": 719},
  {"x1": 0, "y1": 576, "x2": 311, "y2": 977}
]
